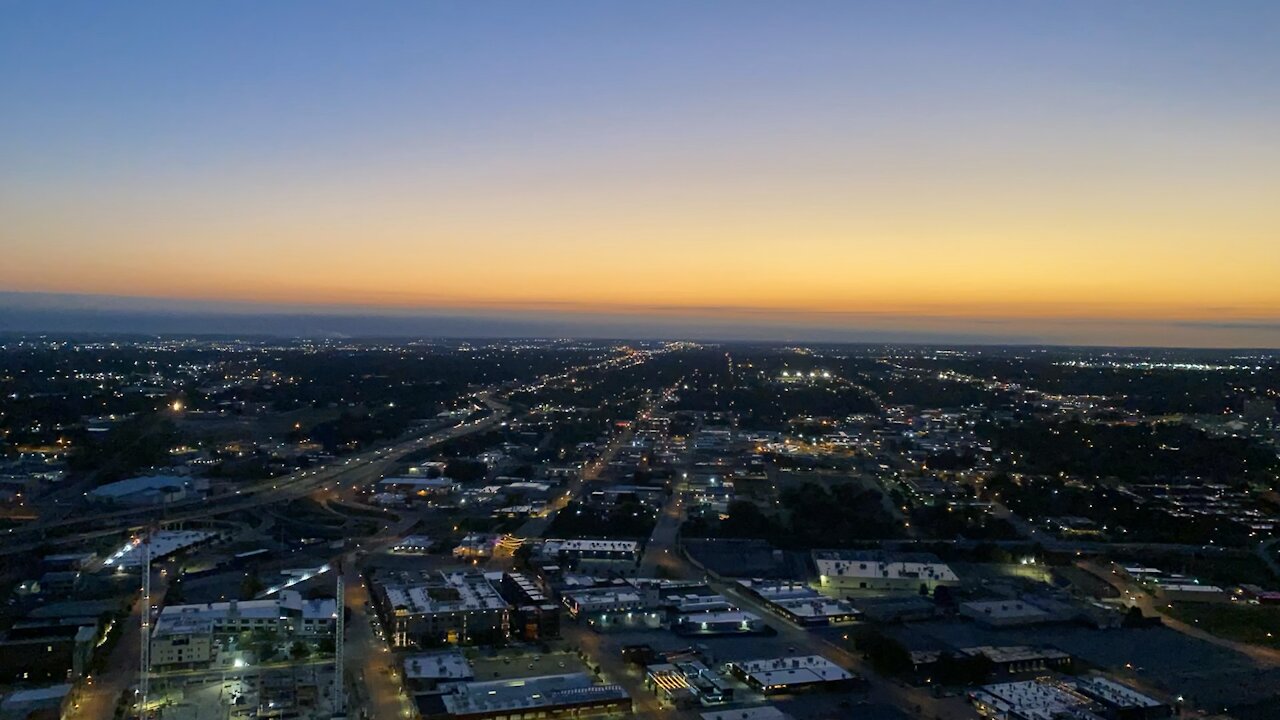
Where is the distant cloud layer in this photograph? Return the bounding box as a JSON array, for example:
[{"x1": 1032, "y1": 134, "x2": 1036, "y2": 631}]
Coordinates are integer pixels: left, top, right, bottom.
[{"x1": 2, "y1": 292, "x2": 1277, "y2": 348}]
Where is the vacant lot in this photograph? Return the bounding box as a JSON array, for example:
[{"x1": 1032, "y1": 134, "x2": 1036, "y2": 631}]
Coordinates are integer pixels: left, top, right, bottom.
[{"x1": 1164, "y1": 602, "x2": 1280, "y2": 650}]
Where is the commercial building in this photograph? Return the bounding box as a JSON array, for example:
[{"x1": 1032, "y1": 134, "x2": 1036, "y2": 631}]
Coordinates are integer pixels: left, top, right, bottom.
[
  {"x1": 672, "y1": 610, "x2": 767, "y2": 636},
  {"x1": 969, "y1": 676, "x2": 1169, "y2": 720},
  {"x1": 725, "y1": 655, "x2": 856, "y2": 695},
  {"x1": 1073, "y1": 676, "x2": 1171, "y2": 719},
  {"x1": 453, "y1": 534, "x2": 501, "y2": 559},
  {"x1": 736, "y1": 580, "x2": 859, "y2": 627},
  {"x1": 381, "y1": 477, "x2": 459, "y2": 496},
  {"x1": 0, "y1": 685, "x2": 74, "y2": 720},
  {"x1": 969, "y1": 679, "x2": 1091, "y2": 720},
  {"x1": 541, "y1": 539, "x2": 641, "y2": 564},
  {"x1": 561, "y1": 585, "x2": 647, "y2": 620},
  {"x1": 960, "y1": 600, "x2": 1053, "y2": 628},
  {"x1": 103, "y1": 529, "x2": 218, "y2": 568},
  {"x1": 404, "y1": 650, "x2": 475, "y2": 691},
  {"x1": 813, "y1": 550, "x2": 959, "y2": 593},
  {"x1": 912, "y1": 646, "x2": 1072, "y2": 681},
  {"x1": 87, "y1": 475, "x2": 204, "y2": 506},
  {"x1": 378, "y1": 571, "x2": 510, "y2": 646},
  {"x1": 418, "y1": 672, "x2": 630, "y2": 720},
  {"x1": 646, "y1": 660, "x2": 735, "y2": 707},
  {"x1": 0, "y1": 623, "x2": 96, "y2": 683},
  {"x1": 393, "y1": 536, "x2": 436, "y2": 554},
  {"x1": 499, "y1": 572, "x2": 561, "y2": 641},
  {"x1": 701, "y1": 707, "x2": 791, "y2": 720}
]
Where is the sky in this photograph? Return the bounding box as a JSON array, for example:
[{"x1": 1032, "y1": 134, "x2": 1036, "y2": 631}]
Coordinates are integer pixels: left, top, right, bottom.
[{"x1": 2, "y1": 2, "x2": 1278, "y2": 346}]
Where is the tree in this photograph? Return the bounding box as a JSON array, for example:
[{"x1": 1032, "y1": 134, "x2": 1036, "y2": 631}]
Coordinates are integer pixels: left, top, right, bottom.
[
  {"x1": 854, "y1": 629, "x2": 912, "y2": 677},
  {"x1": 289, "y1": 641, "x2": 310, "y2": 660},
  {"x1": 240, "y1": 572, "x2": 264, "y2": 600}
]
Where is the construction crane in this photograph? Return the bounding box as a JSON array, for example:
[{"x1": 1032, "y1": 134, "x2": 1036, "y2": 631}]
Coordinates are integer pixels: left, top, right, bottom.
[
  {"x1": 333, "y1": 556, "x2": 345, "y2": 719},
  {"x1": 138, "y1": 526, "x2": 155, "y2": 719}
]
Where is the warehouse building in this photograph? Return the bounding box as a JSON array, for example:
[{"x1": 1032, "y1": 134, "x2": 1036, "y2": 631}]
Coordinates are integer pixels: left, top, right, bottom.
[
  {"x1": 726, "y1": 655, "x2": 856, "y2": 695},
  {"x1": 417, "y1": 672, "x2": 630, "y2": 720},
  {"x1": 813, "y1": 550, "x2": 959, "y2": 593}
]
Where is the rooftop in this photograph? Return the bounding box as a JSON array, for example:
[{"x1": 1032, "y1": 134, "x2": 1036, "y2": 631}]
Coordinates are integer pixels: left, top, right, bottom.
[
  {"x1": 441, "y1": 673, "x2": 628, "y2": 715},
  {"x1": 404, "y1": 650, "x2": 474, "y2": 681},
  {"x1": 731, "y1": 655, "x2": 852, "y2": 688},
  {"x1": 383, "y1": 571, "x2": 509, "y2": 615},
  {"x1": 813, "y1": 550, "x2": 958, "y2": 583}
]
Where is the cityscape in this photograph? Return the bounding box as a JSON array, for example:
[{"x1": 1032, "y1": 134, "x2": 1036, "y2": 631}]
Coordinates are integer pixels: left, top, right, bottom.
[
  {"x1": 3, "y1": 3, "x2": 1280, "y2": 720},
  {"x1": 0, "y1": 340, "x2": 1277, "y2": 720}
]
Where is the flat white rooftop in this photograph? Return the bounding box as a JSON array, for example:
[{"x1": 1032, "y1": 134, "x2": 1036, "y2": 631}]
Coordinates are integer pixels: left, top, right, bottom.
[
  {"x1": 404, "y1": 650, "x2": 473, "y2": 680},
  {"x1": 732, "y1": 655, "x2": 852, "y2": 688},
  {"x1": 543, "y1": 538, "x2": 639, "y2": 553},
  {"x1": 105, "y1": 530, "x2": 215, "y2": 568},
  {"x1": 813, "y1": 550, "x2": 958, "y2": 583}
]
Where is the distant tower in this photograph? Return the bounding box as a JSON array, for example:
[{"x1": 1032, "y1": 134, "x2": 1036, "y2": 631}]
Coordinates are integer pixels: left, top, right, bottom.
[
  {"x1": 139, "y1": 531, "x2": 152, "y2": 718},
  {"x1": 333, "y1": 561, "x2": 345, "y2": 718}
]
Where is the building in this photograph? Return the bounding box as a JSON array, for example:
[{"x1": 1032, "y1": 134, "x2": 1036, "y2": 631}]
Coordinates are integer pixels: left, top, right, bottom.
[
  {"x1": 541, "y1": 539, "x2": 641, "y2": 564},
  {"x1": 646, "y1": 660, "x2": 735, "y2": 707},
  {"x1": 725, "y1": 655, "x2": 856, "y2": 695},
  {"x1": 0, "y1": 623, "x2": 96, "y2": 683},
  {"x1": 103, "y1": 529, "x2": 218, "y2": 568},
  {"x1": 380, "y1": 477, "x2": 458, "y2": 497},
  {"x1": 1073, "y1": 676, "x2": 1171, "y2": 719},
  {"x1": 960, "y1": 600, "x2": 1053, "y2": 628},
  {"x1": 672, "y1": 610, "x2": 766, "y2": 636},
  {"x1": 561, "y1": 584, "x2": 648, "y2": 620},
  {"x1": 499, "y1": 573, "x2": 561, "y2": 641},
  {"x1": 969, "y1": 679, "x2": 1092, "y2": 720},
  {"x1": 969, "y1": 676, "x2": 1169, "y2": 720},
  {"x1": 453, "y1": 534, "x2": 501, "y2": 559},
  {"x1": 0, "y1": 685, "x2": 74, "y2": 720},
  {"x1": 151, "y1": 590, "x2": 336, "y2": 667},
  {"x1": 378, "y1": 571, "x2": 510, "y2": 646},
  {"x1": 418, "y1": 672, "x2": 630, "y2": 720},
  {"x1": 86, "y1": 474, "x2": 203, "y2": 506},
  {"x1": 404, "y1": 650, "x2": 474, "y2": 691},
  {"x1": 736, "y1": 580, "x2": 859, "y2": 627},
  {"x1": 913, "y1": 646, "x2": 1072, "y2": 682},
  {"x1": 701, "y1": 707, "x2": 791, "y2": 720},
  {"x1": 963, "y1": 646, "x2": 1072, "y2": 676},
  {"x1": 393, "y1": 536, "x2": 436, "y2": 554},
  {"x1": 813, "y1": 550, "x2": 959, "y2": 593}
]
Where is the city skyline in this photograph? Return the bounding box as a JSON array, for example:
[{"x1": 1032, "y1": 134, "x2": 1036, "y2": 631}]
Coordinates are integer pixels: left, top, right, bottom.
[{"x1": 3, "y1": 1, "x2": 1279, "y2": 346}]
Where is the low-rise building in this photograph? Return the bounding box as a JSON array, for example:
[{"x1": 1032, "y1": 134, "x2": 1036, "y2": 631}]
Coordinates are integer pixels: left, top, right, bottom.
[
  {"x1": 960, "y1": 600, "x2": 1053, "y2": 628},
  {"x1": 87, "y1": 475, "x2": 204, "y2": 506},
  {"x1": 672, "y1": 610, "x2": 766, "y2": 636},
  {"x1": 736, "y1": 580, "x2": 859, "y2": 627},
  {"x1": 969, "y1": 676, "x2": 1169, "y2": 720},
  {"x1": 541, "y1": 539, "x2": 641, "y2": 564},
  {"x1": 726, "y1": 655, "x2": 856, "y2": 695},
  {"x1": 418, "y1": 672, "x2": 630, "y2": 720},
  {"x1": 1073, "y1": 676, "x2": 1171, "y2": 719},
  {"x1": 813, "y1": 550, "x2": 959, "y2": 593},
  {"x1": 404, "y1": 650, "x2": 474, "y2": 691},
  {"x1": 646, "y1": 660, "x2": 735, "y2": 707}
]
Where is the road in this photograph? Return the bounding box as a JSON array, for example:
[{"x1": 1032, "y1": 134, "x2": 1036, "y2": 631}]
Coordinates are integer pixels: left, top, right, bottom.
[
  {"x1": 1076, "y1": 559, "x2": 1280, "y2": 666},
  {"x1": 0, "y1": 394, "x2": 511, "y2": 556},
  {"x1": 68, "y1": 573, "x2": 169, "y2": 720}
]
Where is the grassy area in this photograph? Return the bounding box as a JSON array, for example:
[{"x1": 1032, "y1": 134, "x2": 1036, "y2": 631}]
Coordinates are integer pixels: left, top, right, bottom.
[{"x1": 1164, "y1": 602, "x2": 1280, "y2": 650}]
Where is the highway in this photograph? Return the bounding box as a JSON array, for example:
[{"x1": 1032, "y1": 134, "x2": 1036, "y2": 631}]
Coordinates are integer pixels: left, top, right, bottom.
[{"x1": 0, "y1": 393, "x2": 512, "y2": 557}]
